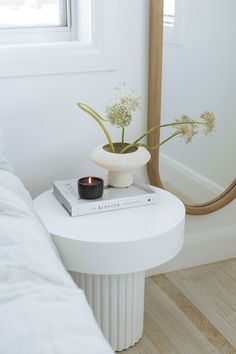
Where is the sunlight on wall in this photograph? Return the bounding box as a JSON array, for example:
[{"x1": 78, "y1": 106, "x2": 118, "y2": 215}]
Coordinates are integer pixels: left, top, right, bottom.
[{"x1": 0, "y1": 0, "x2": 66, "y2": 28}]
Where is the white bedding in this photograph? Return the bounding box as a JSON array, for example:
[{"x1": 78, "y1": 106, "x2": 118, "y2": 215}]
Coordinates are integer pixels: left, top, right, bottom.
[{"x1": 0, "y1": 170, "x2": 113, "y2": 354}]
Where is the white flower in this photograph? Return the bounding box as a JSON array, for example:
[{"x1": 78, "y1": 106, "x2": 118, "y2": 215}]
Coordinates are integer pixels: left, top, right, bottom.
[
  {"x1": 105, "y1": 103, "x2": 132, "y2": 128},
  {"x1": 200, "y1": 111, "x2": 215, "y2": 134},
  {"x1": 106, "y1": 83, "x2": 141, "y2": 128},
  {"x1": 174, "y1": 115, "x2": 198, "y2": 144}
]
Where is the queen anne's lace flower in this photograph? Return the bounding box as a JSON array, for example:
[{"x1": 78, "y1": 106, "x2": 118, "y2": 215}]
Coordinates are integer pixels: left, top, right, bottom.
[
  {"x1": 105, "y1": 83, "x2": 141, "y2": 128},
  {"x1": 200, "y1": 111, "x2": 216, "y2": 134},
  {"x1": 174, "y1": 115, "x2": 198, "y2": 144},
  {"x1": 105, "y1": 103, "x2": 132, "y2": 128}
]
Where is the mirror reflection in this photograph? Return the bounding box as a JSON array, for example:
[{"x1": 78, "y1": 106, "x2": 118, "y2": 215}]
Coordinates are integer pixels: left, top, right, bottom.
[{"x1": 160, "y1": 0, "x2": 236, "y2": 205}]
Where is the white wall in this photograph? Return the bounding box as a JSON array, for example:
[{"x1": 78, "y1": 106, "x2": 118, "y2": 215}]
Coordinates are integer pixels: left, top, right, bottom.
[
  {"x1": 0, "y1": 0, "x2": 149, "y2": 198},
  {"x1": 0, "y1": 0, "x2": 235, "y2": 273}
]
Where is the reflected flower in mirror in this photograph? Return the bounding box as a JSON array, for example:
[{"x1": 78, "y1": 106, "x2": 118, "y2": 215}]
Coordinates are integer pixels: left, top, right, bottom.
[
  {"x1": 172, "y1": 112, "x2": 216, "y2": 145},
  {"x1": 201, "y1": 111, "x2": 216, "y2": 135}
]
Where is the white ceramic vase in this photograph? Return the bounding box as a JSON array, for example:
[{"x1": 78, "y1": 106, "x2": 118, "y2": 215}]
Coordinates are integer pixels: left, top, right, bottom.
[{"x1": 90, "y1": 143, "x2": 151, "y2": 188}]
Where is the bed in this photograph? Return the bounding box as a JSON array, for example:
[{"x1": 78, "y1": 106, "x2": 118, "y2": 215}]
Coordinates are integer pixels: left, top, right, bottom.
[{"x1": 0, "y1": 132, "x2": 113, "y2": 354}]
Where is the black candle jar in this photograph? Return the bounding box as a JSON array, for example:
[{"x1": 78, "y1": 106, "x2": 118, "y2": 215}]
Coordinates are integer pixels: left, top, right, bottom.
[{"x1": 78, "y1": 177, "x2": 104, "y2": 199}]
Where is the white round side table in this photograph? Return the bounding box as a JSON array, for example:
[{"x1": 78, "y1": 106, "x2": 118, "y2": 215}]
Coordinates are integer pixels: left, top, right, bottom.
[{"x1": 34, "y1": 187, "x2": 185, "y2": 352}]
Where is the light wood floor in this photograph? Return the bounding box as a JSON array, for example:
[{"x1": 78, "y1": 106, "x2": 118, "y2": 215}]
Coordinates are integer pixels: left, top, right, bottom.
[{"x1": 121, "y1": 258, "x2": 236, "y2": 354}]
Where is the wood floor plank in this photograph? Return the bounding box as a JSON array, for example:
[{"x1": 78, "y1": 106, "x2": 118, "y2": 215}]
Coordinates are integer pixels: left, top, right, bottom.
[
  {"x1": 145, "y1": 278, "x2": 218, "y2": 354},
  {"x1": 166, "y1": 269, "x2": 236, "y2": 348},
  {"x1": 186, "y1": 263, "x2": 236, "y2": 328},
  {"x1": 216, "y1": 259, "x2": 236, "y2": 282},
  {"x1": 121, "y1": 334, "x2": 159, "y2": 354},
  {"x1": 143, "y1": 310, "x2": 181, "y2": 354},
  {"x1": 121, "y1": 259, "x2": 236, "y2": 354},
  {"x1": 180, "y1": 263, "x2": 236, "y2": 311},
  {"x1": 176, "y1": 263, "x2": 236, "y2": 332}
]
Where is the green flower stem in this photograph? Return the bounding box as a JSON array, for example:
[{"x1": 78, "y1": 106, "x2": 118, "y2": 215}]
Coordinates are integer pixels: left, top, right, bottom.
[
  {"x1": 159, "y1": 132, "x2": 181, "y2": 146},
  {"x1": 120, "y1": 142, "x2": 156, "y2": 153},
  {"x1": 133, "y1": 121, "x2": 207, "y2": 145},
  {"x1": 77, "y1": 102, "x2": 107, "y2": 121},
  {"x1": 120, "y1": 143, "x2": 142, "y2": 153},
  {"x1": 121, "y1": 128, "x2": 125, "y2": 149},
  {"x1": 132, "y1": 124, "x2": 161, "y2": 145},
  {"x1": 120, "y1": 132, "x2": 181, "y2": 154},
  {"x1": 135, "y1": 143, "x2": 158, "y2": 151},
  {"x1": 77, "y1": 102, "x2": 115, "y2": 153}
]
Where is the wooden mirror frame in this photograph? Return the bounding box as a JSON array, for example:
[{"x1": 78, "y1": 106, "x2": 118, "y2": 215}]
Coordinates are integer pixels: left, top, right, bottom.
[{"x1": 147, "y1": 0, "x2": 236, "y2": 215}]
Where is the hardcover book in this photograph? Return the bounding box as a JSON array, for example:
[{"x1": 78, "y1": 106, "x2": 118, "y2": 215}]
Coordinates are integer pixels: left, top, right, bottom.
[{"x1": 52, "y1": 177, "x2": 158, "y2": 216}]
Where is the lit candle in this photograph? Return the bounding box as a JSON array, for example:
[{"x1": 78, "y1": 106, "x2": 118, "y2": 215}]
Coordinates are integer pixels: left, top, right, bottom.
[{"x1": 78, "y1": 176, "x2": 104, "y2": 199}]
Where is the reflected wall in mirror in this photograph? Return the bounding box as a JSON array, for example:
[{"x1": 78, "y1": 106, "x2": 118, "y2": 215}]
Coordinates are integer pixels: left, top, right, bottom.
[{"x1": 148, "y1": 0, "x2": 236, "y2": 214}]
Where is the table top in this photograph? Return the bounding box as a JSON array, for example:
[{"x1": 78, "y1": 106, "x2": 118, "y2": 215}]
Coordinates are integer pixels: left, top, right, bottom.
[
  {"x1": 34, "y1": 187, "x2": 185, "y2": 274},
  {"x1": 34, "y1": 187, "x2": 185, "y2": 243}
]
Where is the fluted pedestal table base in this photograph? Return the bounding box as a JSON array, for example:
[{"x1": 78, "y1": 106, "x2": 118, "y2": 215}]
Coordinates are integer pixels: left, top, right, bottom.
[
  {"x1": 70, "y1": 271, "x2": 145, "y2": 352},
  {"x1": 34, "y1": 189, "x2": 185, "y2": 351}
]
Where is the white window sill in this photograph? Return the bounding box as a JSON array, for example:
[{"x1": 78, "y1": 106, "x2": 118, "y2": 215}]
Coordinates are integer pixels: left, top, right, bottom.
[
  {"x1": 164, "y1": 0, "x2": 183, "y2": 46},
  {"x1": 0, "y1": 41, "x2": 116, "y2": 77},
  {"x1": 0, "y1": 0, "x2": 118, "y2": 77}
]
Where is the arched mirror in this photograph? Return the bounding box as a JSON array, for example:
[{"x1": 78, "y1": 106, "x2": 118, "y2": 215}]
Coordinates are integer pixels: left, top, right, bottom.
[{"x1": 148, "y1": 0, "x2": 236, "y2": 215}]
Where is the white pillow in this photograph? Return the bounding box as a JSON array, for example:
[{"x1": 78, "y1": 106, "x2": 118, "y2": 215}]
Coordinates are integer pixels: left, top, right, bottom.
[{"x1": 0, "y1": 131, "x2": 13, "y2": 172}]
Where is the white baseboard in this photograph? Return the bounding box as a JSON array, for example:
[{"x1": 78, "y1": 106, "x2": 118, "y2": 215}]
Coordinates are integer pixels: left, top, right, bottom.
[
  {"x1": 146, "y1": 233, "x2": 236, "y2": 276},
  {"x1": 146, "y1": 155, "x2": 236, "y2": 276},
  {"x1": 160, "y1": 152, "x2": 225, "y2": 203}
]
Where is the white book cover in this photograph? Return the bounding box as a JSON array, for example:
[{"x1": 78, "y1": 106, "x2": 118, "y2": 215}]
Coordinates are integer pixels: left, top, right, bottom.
[{"x1": 53, "y1": 177, "x2": 158, "y2": 216}]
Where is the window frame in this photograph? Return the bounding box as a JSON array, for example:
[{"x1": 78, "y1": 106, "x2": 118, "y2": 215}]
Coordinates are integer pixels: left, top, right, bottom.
[
  {"x1": 0, "y1": 0, "x2": 118, "y2": 77},
  {"x1": 164, "y1": 0, "x2": 183, "y2": 46},
  {"x1": 163, "y1": 0, "x2": 175, "y2": 28},
  {"x1": 0, "y1": 0, "x2": 71, "y2": 43}
]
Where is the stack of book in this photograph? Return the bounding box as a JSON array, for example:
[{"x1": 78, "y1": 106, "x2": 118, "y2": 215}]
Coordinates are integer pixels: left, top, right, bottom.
[{"x1": 53, "y1": 177, "x2": 158, "y2": 216}]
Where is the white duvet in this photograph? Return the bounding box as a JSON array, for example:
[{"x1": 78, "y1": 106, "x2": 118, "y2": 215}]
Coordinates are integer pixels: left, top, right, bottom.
[{"x1": 0, "y1": 170, "x2": 113, "y2": 354}]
